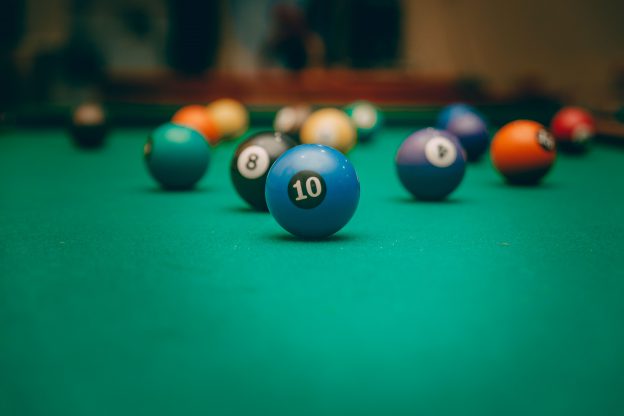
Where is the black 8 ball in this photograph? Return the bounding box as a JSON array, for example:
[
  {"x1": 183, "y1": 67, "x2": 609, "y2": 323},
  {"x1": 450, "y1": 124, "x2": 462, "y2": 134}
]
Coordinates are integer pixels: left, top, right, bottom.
[
  {"x1": 69, "y1": 102, "x2": 109, "y2": 149},
  {"x1": 230, "y1": 131, "x2": 296, "y2": 211}
]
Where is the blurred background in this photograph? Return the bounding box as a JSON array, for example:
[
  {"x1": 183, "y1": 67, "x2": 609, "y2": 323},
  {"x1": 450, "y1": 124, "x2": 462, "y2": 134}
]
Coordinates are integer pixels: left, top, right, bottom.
[{"x1": 1, "y1": 0, "x2": 623, "y2": 113}]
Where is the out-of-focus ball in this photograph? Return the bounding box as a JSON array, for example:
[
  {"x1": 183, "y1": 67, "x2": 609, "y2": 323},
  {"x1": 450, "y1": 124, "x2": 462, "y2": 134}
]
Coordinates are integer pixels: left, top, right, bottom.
[
  {"x1": 144, "y1": 123, "x2": 211, "y2": 190},
  {"x1": 206, "y1": 98, "x2": 249, "y2": 141},
  {"x1": 273, "y1": 104, "x2": 312, "y2": 141},
  {"x1": 265, "y1": 144, "x2": 360, "y2": 239},
  {"x1": 396, "y1": 128, "x2": 466, "y2": 200},
  {"x1": 299, "y1": 108, "x2": 357, "y2": 154},
  {"x1": 69, "y1": 102, "x2": 109, "y2": 148},
  {"x1": 172, "y1": 105, "x2": 220, "y2": 145},
  {"x1": 343, "y1": 100, "x2": 384, "y2": 142},
  {"x1": 491, "y1": 120, "x2": 556, "y2": 185},
  {"x1": 550, "y1": 106, "x2": 595, "y2": 152},
  {"x1": 436, "y1": 103, "x2": 480, "y2": 129},
  {"x1": 230, "y1": 131, "x2": 296, "y2": 211},
  {"x1": 445, "y1": 112, "x2": 490, "y2": 161}
]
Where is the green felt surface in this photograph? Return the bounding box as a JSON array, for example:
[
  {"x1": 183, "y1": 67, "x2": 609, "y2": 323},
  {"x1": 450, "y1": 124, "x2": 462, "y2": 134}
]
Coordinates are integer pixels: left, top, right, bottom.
[{"x1": 1, "y1": 127, "x2": 624, "y2": 416}]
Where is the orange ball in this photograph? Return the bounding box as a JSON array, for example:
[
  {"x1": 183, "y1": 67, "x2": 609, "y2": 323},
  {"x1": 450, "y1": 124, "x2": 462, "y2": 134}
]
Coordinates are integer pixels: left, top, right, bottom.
[
  {"x1": 491, "y1": 120, "x2": 556, "y2": 185},
  {"x1": 172, "y1": 105, "x2": 220, "y2": 145}
]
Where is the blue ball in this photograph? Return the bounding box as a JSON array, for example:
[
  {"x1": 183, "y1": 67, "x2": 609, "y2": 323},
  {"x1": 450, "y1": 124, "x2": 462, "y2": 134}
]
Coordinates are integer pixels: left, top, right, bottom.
[
  {"x1": 445, "y1": 112, "x2": 490, "y2": 161},
  {"x1": 144, "y1": 123, "x2": 211, "y2": 190},
  {"x1": 436, "y1": 103, "x2": 479, "y2": 129},
  {"x1": 265, "y1": 144, "x2": 360, "y2": 239},
  {"x1": 396, "y1": 128, "x2": 466, "y2": 200}
]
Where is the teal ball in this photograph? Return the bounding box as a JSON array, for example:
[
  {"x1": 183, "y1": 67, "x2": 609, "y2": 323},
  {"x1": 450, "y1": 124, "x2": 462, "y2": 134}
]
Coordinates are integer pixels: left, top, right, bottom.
[{"x1": 144, "y1": 123, "x2": 211, "y2": 190}]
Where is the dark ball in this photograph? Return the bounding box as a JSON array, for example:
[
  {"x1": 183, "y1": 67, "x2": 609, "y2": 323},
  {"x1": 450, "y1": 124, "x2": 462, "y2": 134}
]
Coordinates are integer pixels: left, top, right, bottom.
[
  {"x1": 436, "y1": 103, "x2": 480, "y2": 130},
  {"x1": 230, "y1": 131, "x2": 296, "y2": 211},
  {"x1": 69, "y1": 103, "x2": 109, "y2": 148},
  {"x1": 445, "y1": 112, "x2": 490, "y2": 161}
]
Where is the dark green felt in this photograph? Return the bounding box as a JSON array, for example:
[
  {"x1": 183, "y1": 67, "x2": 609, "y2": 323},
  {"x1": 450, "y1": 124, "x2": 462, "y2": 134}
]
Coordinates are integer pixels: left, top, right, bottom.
[{"x1": 1, "y1": 127, "x2": 624, "y2": 416}]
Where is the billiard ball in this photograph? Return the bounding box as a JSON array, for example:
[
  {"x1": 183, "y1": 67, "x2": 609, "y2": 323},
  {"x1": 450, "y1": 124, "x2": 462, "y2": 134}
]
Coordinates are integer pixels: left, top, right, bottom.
[
  {"x1": 231, "y1": 131, "x2": 296, "y2": 211},
  {"x1": 550, "y1": 106, "x2": 595, "y2": 152},
  {"x1": 265, "y1": 144, "x2": 360, "y2": 239},
  {"x1": 206, "y1": 98, "x2": 249, "y2": 141},
  {"x1": 436, "y1": 103, "x2": 480, "y2": 129},
  {"x1": 172, "y1": 105, "x2": 220, "y2": 145},
  {"x1": 491, "y1": 120, "x2": 556, "y2": 185},
  {"x1": 396, "y1": 128, "x2": 466, "y2": 200},
  {"x1": 444, "y1": 112, "x2": 490, "y2": 161},
  {"x1": 273, "y1": 103, "x2": 312, "y2": 141},
  {"x1": 69, "y1": 102, "x2": 109, "y2": 148},
  {"x1": 343, "y1": 100, "x2": 384, "y2": 142},
  {"x1": 299, "y1": 108, "x2": 357, "y2": 154},
  {"x1": 144, "y1": 123, "x2": 211, "y2": 190}
]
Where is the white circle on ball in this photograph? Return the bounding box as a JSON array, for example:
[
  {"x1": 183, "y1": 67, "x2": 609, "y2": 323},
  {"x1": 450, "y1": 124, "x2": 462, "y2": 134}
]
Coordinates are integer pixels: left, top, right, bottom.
[
  {"x1": 572, "y1": 125, "x2": 593, "y2": 143},
  {"x1": 425, "y1": 136, "x2": 457, "y2": 168},
  {"x1": 237, "y1": 145, "x2": 270, "y2": 179},
  {"x1": 353, "y1": 105, "x2": 377, "y2": 129},
  {"x1": 537, "y1": 129, "x2": 556, "y2": 151}
]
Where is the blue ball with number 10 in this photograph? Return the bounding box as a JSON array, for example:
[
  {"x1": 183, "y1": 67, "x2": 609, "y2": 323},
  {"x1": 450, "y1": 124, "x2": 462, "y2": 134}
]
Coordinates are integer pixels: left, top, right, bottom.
[{"x1": 265, "y1": 144, "x2": 360, "y2": 239}]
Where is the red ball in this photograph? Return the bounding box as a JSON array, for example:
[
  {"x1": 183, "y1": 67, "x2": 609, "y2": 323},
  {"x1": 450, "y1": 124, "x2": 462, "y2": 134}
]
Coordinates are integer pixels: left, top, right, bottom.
[{"x1": 550, "y1": 107, "x2": 595, "y2": 151}]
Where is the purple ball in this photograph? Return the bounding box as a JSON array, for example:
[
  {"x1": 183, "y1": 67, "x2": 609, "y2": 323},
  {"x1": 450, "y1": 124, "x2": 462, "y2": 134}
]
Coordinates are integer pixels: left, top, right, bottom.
[
  {"x1": 446, "y1": 113, "x2": 490, "y2": 161},
  {"x1": 396, "y1": 128, "x2": 466, "y2": 200}
]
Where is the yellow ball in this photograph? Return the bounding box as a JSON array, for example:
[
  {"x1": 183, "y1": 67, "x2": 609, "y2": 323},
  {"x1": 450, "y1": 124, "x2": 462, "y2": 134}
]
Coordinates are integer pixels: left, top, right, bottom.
[
  {"x1": 299, "y1": 108, "x2": 357, "y2": 153},
  {"x1": 206, "y1": 98, "x2": 249, "y2": 141}
]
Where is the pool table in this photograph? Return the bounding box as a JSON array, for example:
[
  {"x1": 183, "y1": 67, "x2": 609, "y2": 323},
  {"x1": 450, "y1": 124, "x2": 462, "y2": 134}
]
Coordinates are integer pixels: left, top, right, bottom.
[{"x1": 1, "y1": 111, "x2": 624, "y2": 416}]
